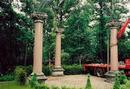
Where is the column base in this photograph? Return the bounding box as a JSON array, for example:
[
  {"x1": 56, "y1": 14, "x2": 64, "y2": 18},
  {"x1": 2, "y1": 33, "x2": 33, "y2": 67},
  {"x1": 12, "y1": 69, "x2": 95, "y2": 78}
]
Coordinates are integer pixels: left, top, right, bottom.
[
  {"x1": 52, "y1": 67, "x2": 64, "y2": 76},
  {"x1": 104, "y1": 70, "x2": 119, "y2": 83},
  {"x1": 31, "y1": 73, "x2": 47, "y2": 83}
]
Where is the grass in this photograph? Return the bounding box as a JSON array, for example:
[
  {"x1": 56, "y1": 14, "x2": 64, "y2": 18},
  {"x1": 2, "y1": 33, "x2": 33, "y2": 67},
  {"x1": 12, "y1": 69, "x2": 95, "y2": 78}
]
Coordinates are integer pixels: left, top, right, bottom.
[{"x1": 0, "y1": 81, "x2": 31, "y2": 89}]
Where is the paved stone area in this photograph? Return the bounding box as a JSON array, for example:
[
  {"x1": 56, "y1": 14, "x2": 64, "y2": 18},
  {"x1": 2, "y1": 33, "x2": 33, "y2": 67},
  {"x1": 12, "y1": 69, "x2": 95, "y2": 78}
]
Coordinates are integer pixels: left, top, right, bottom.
[{"x1": 46, "y1": 75, "x2": 113, "y2": 89}]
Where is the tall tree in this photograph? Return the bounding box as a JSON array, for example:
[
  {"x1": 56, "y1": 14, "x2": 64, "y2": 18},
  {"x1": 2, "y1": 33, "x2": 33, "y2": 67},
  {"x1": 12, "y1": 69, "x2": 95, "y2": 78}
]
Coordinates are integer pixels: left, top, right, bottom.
[
  {"x1": 30, "y1": 0, "x2": 81, "y2": 64},
  {"x1": 63, "y1": 1, "x2": 94, "y2": 64},
  {"x1": 90, "y1": 0, "x2": 128, "y2": 63},
  {"x1": 0, "y1": 0, "x2": 33, "y2": 74}
]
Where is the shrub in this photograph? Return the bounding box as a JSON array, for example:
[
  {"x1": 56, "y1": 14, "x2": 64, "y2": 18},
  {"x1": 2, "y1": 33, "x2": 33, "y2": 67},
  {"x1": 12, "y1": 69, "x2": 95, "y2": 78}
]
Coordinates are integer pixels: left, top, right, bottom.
[
  {"x1": 113, "y1": 74, "x2": 121, "y2": 89},
  {"x1": 0, "y1": 74, "x2": 14, "y2": 81},
  {"x1": 41, "y1": 84, "x2": 50, "y2": 89},
  {"x1": 20, "y1": 65, "x2": 52, "y2": 76},
  {"x1": 61, "y1": 52, "x2": 70, "y2": 64},
  {"x1": 25, "y1": 65, "x2": 32, "y2": 76},
  {"x1": 43, "y1": 66, "x2": 52, "y2": 76},
  {"x1": 51, "y1": 86, "x2": 60, "y2": 89},
  {"x1": 15, "y1": 66, "x2": 27, "y2": 85},
  {"x1": 61, "y1": 86, "x2": 74, "y2": 89},
  {"x1": 63, "y1": 64, "x2": 83, "y2": 75},
  {"x1": 29, "y1": 73, "x2": 39, "y2": 88},
  {"x1": 15, "y1": 65, "x2": 52, "y2": 77},
  {"x1": 119, "y1": 71, "x2": 127, "y2": 85},
  {"x1": 32, "y1": 83, "x2": 41, "y2": 89},
  {"x1": 29, "y1": 73, "x2": 49, "y2": 89},
  {"x1": 85, "y1": 74, "x2": 92, "y2": 89},
  {"x1": 121, "y1": 80, "x2": 130, "y2": 89},
  {"x1": 35, "y1": 84, "x2": 49, "y2": 89}
]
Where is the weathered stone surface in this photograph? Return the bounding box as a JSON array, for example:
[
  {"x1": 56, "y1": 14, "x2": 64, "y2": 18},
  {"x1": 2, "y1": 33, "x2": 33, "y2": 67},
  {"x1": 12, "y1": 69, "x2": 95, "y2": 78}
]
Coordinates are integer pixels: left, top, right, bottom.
[
  {"x1": 110, "y1": 26, "x2": 118, "y2": 71},
  {"x1": 32, "y1": 13, "x2": 47, "y2": 82},
  {"x1": 52, "y1": 67, "x2": 64, "y2": 76},
  {"x1": 107, "y1": 20, "x2": 122, "y2": 29},
  {"x1": 52, "y1": 28, "x2": 64, "y2": 76},
  {"x1": 31, "y1": 13, "x2": 47, "y2": 20},
  {"x1": 105, "y1": 20, "x2": 120, "y2": 82}
]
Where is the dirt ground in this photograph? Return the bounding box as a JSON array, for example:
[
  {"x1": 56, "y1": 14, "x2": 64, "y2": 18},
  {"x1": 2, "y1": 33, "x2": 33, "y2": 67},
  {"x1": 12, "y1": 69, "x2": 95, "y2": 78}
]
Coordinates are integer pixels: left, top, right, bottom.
[{"x1": 46, "y1": 75, "x2": 113, "y2": 89}]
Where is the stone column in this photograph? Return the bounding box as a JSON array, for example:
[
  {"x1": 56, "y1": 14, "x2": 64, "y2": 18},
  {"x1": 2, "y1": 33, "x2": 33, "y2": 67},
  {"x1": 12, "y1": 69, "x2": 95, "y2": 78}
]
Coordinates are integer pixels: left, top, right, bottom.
[
  {"x1": 52, "y1": 28, "x2": 64, "y2": 76},
  {"x1": 105, "y1": 21, "x2": 121, "y2": 82},
  {"x1": 31, "y1": 13, "x2": 47, "y2": 82},
  {"x1": 108, "y1": 21, "x2": 121, "y2": 72},
  {"x1": 110, "y1": 26, "x2": 118, "y2": 71}
]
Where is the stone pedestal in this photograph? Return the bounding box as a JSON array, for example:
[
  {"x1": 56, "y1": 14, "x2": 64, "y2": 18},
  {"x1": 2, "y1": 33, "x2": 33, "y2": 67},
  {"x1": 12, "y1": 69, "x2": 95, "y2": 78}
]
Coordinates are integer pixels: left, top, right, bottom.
[
  {"x1": 31, "y1": 13, "x2": 47, "y2": 82},
  {"x1": 105, "y1": 21, "x2": 121, "y2": 82},
  {"x1": 52, "y1": 67, "x2": 64, "y2": 76},
  {"x1": 52, "y1": 28, "x2": 64, "y2": 76},
  {"x1": 105, "y1": 71, "x2": 119, "y2": 83}
]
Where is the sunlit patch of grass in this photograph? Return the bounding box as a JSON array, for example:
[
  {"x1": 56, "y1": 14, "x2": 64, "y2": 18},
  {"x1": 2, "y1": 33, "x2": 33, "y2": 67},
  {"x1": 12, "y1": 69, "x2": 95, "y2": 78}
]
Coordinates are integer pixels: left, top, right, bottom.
[{"x1": 0, "y1": 81, "x2": 31, "y2": 89}]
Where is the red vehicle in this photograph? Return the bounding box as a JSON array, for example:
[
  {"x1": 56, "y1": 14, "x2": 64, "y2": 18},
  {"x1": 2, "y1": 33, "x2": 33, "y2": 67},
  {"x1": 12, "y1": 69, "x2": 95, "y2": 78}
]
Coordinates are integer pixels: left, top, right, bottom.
[
  {"x1": 83, "y1": 19, "x2": 130, "y2": 77},
  {"x1": 83, "y1": 59, "x2": 130, "y2": 76}
]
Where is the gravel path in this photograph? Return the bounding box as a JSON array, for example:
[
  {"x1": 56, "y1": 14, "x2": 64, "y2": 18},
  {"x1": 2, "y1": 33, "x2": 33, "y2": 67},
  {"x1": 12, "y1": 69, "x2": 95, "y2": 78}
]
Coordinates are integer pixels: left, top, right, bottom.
[{"x1": 46, "y1": 75, "x2": 113, "y2": 89}]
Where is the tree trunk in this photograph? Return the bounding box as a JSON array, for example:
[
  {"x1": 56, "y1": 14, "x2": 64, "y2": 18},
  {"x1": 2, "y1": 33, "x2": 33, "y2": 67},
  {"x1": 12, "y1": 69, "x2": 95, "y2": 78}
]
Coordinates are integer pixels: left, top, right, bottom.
[{"x1": 24, "y1": 43, "x2": 28, "y2": 66}]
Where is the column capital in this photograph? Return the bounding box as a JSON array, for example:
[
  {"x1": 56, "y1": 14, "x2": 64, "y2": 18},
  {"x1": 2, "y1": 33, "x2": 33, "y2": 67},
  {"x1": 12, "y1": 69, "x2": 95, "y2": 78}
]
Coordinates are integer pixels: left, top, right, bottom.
[
  {"x1": 107, "y1": 20, "x2": 122, "y2": 29},
  {"x1": 31, "y1": 13, "x2": 47, "y2": 21},
  {"x1": 55, "y1": 28, "x2": 64, "y2": 34}
]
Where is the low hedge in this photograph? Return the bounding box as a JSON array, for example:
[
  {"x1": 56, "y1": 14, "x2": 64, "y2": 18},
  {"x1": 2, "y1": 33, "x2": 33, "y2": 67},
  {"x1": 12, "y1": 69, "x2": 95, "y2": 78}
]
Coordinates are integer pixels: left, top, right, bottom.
[
  {"x1": 43, "y1": 66, "x2": 52, "y2": 76},
  {"x1": 26, "y1": 65, "x2": 33, "y2": 76},
  {"x1": 0, "y1": 74, "x2": 15, "y2": 81},
  {"x1": 63, "y1": 64, "x2": 83, "y2": 75},
  {"x1": 1, "y1": 64, "x2": 83, "y2": 82},
  {"x1": 17, "y1": 65, "x2": 52, "y2": 76},
  {"x1": 15, "y1": 65, "x2": 52, "y2": 76},
  {"x1": 25, "y1": 64, "x2": 83, "y2": 75}
]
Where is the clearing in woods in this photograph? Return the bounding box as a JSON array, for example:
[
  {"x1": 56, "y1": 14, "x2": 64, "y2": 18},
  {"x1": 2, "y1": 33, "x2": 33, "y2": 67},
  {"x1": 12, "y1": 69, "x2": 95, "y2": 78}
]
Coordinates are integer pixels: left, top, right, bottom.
[{"x1": 46, "y1": 75, "x2": 113, "y2": 89}]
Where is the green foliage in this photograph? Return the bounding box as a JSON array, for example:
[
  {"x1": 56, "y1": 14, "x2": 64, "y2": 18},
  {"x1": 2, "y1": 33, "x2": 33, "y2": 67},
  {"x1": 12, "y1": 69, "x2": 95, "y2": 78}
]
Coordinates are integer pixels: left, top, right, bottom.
[
  {"x1": 113, "y1": 74, "x2": 121, "y2": 89},
  {"x1": 35, "y1": 84, "x2": 49, "y2": 89},
  {"x1": 61, "y1": 52, "x2": 70, "y2": 64},
  {"x1": 1, "y1": 0, "x2": 130, "y2": 77},
  {"x1": 0, "y1": 74, "x2": 15, "y2": 81},
  {"x1": 15, "y1": 65, "x2": 52, "y2": 77},
  {"x1": 15, "y1": 67, "x2": 27, "y2": 85},
  {"x1": 29, "y1": 73, "x2": 49, "y2": 89},
  {"x1": 118, "y1": 37, "x2": 130, "y2": 61},
  {"x1": 51, "y1": 86, "x2": 60, "y2": 89},
  {"x1": 63, "y1": 0, "x2": 79, "y2": 13},
  {"x1": 85, "y1": 74, "x2": 92, "y2": 89},
  {"x1": 43, "y1": 32, "x2": 55, "y2": 64},
  {"x1": 61, "y1": 86, "x2": 75, "y2": 89},
  {"x1": 119, "y1": 71, "x2": 127, "y2": 85},
  {"x1": 0, "y1": 0, "x2": 33, "y2": 74},
  {"x1": 63, "y1": 64, "x2": 83, "y2": 75},
  {"x1": 0, "y1": 82, "x2": 31, "y2": 89},
  {"x1": 63, "y1": 2, "x2": 94, "y2": 64},
  {"x1": 50, "y1": 0, "x2": 79, "y2": 27},
  {"x1": 29, "y1": 73, "x2": 38, "y2": 88},
  {"x1": 42, "y1": 0, "x2": 82, "y2": 64},
  {"x1": 89, "y1": 0, "x2": 129, "y2": 63},
  {"x1": 121, "y1": 80, "x2": 130, "y2": 89},
  {"x1": 43, "y1": 66, "x2": 52, "y2": 76},
  {"x1": 25, "y1": 65, "x2": 33, "y2": 76},
  {"x1": 22, "y1": 0, "x2": 34, "y2": 14}
]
